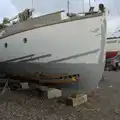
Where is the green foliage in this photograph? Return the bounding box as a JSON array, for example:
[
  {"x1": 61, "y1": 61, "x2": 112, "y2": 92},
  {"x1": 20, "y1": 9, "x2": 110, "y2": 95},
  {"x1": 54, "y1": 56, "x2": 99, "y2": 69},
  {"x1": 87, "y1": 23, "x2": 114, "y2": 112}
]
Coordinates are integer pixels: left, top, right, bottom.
[
  {"x1": 0, "y1": 17, "x2": 10, "y2": 29},
  {"x1": 2, "y1": 17, "x2": 10, "y2": 25},
  {"x1": 0, "y1": 24, "x2": 4, "y2": 29}
]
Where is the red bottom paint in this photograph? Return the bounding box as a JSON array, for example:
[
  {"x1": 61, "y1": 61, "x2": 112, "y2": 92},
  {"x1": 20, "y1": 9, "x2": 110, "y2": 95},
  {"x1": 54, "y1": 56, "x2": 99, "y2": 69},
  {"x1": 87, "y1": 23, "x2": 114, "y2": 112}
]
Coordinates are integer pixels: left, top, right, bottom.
[{"x1": 106, "y1": 51, "x2": 118, "y2": 59}]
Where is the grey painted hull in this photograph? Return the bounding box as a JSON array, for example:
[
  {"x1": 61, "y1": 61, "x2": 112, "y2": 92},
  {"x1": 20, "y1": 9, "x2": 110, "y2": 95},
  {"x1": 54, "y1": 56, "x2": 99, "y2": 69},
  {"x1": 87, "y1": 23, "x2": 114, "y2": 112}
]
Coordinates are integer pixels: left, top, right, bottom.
[{"x1": 0, "y1": 62, "x2": 104, "y2": 92}]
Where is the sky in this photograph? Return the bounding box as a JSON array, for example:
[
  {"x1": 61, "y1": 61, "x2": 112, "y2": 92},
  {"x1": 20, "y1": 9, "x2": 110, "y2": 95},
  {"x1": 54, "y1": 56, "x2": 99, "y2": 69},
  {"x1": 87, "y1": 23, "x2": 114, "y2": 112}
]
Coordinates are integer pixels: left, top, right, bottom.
[{"x1": 0, "y1": 0, "x2": 120, "y2": 36}]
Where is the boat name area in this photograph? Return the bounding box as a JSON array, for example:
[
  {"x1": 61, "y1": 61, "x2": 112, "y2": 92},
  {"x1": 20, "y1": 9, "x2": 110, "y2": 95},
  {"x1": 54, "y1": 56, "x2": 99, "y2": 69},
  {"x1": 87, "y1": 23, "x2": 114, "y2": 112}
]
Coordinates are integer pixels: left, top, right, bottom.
[{"x1": 107, "y1": 39, "x2": 120, "y2": 44}]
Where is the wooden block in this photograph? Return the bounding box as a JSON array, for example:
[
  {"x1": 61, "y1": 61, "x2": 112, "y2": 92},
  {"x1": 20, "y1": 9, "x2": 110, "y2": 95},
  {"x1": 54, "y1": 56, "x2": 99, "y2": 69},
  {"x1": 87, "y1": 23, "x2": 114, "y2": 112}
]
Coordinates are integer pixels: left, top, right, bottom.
[{"x1": 66, "y1": 94, "x2": 87, "y2": 107}]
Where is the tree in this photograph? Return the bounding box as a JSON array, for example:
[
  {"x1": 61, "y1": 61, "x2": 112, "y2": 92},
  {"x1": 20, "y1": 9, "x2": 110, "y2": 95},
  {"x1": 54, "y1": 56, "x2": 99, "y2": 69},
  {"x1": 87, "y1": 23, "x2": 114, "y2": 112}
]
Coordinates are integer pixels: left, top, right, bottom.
[
  {"x1": 2, "y1": 17, "x2": 10, "y2": 25},
  {"x1": 0, "y1": 24, "x2": 4, "y2": 29}
]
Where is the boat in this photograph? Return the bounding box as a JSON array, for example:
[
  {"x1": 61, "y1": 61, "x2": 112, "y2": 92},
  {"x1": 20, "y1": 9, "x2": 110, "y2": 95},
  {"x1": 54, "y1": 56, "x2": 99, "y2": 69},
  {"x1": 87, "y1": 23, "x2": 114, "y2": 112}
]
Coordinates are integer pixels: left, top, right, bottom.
[
  {"x1": 105, "y1": 36, "x2": 120, "y2": 71},
  {"x1": 106, "y1": 36, "x2": 120, "y2": 59},
  {"x1": 0, "y1": 2, "x2": 107, "y2": 93}
]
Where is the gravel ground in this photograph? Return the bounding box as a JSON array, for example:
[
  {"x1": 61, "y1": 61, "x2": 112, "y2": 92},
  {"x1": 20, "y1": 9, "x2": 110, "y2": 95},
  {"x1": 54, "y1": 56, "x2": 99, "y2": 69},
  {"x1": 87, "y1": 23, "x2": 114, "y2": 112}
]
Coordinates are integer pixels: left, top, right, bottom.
[{"x1": 0, "y1": 71, "x2": 120, "y2": 120}]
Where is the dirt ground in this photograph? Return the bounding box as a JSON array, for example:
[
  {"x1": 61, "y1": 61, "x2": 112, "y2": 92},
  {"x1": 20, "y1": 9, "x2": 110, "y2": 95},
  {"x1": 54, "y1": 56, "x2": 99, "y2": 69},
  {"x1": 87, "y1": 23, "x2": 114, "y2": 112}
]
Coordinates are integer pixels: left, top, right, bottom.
[{"x1": 0, "y1": 71, "x2": 120, "y2": 120}]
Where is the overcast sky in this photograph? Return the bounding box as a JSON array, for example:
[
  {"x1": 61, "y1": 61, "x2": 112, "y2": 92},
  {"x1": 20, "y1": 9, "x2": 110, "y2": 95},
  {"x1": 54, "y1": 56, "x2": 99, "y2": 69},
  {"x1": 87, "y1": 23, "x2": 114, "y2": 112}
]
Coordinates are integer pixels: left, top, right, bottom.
[{"x1": 0, "y1": 0, "x2": 120, "y2": 36}]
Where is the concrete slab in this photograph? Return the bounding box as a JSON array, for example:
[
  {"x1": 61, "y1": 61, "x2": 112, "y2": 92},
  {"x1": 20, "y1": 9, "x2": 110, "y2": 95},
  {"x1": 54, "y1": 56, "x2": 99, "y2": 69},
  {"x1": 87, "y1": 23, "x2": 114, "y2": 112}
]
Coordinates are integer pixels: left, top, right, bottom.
[
  {"x1": 21, "y1": 83, "x2": 29, "y2": 89},
  {"x1": 44, "y1": 88, "x2": 62, "y2": 99}
]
